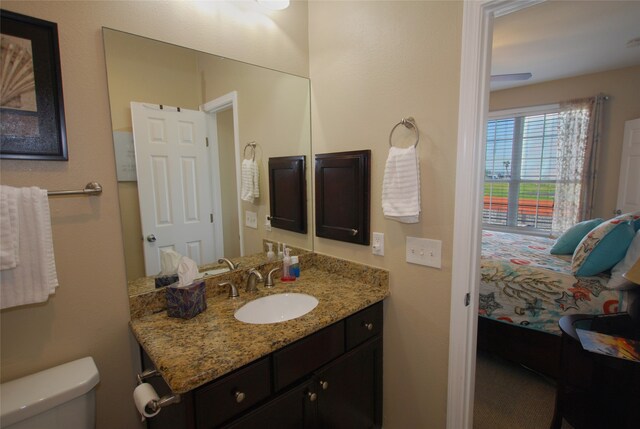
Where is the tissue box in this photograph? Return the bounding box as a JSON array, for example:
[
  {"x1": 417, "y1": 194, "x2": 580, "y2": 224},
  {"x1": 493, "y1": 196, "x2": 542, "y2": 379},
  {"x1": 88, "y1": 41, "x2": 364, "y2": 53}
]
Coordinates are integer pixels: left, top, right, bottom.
[
  {"x1": 165, "y1": 281, "x2": 206, "y2": 319},
  {"x1": 155, "y1": 274, "x2": 179, "y2": 289}
]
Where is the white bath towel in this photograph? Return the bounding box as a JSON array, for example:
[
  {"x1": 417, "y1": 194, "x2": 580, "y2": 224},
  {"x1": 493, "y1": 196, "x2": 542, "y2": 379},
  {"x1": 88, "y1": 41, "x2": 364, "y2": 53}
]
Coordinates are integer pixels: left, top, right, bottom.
[
  {"x1": 240, "y1": 159, "x2": 259, "y2": 203},
  {"x1": 0, "y1": 186, "x2": 59, "y2": 309},
  {"x1": 0, "y1": 186, "x2": 19, "y2": 269},
  {"x1": 382, "y1": 146, "x2": 421, "y2": 223}
]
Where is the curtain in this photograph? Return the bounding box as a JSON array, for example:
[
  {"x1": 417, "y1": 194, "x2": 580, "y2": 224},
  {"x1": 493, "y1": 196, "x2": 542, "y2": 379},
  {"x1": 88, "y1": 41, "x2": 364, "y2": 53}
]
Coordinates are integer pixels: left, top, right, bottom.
[{"x1": 551, "y1": 95, "x2": 605, "y2": 235}]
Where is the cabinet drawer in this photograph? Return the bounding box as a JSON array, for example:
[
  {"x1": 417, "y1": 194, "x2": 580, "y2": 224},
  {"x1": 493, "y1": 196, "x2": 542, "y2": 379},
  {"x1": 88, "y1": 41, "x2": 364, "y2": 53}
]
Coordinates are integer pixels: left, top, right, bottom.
[
  {"x1": 195, "y1": 358, "x2": 271, "y2": 428},
  {"x1": 273, "y1": 321, "x2": 345, "y2": 391},
  {"x1": 346, "y1": 302, "x2": 383, "y2": 350}
]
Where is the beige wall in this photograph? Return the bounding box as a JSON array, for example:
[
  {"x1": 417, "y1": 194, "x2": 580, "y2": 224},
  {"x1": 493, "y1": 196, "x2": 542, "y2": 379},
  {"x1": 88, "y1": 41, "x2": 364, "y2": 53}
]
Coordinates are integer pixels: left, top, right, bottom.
[
  {"x1": 198, "y1": 53, "x2": 312, "y2": 254},
  {"x1": 490, "y1": 65, "x2": 640, "y2": 219},
  {"x1": 104, "y1": 29, "x2": 203, "y2": 281},
  {"x1": 0, "y1": 2, "x2": 309, "y2": 429},
  {"x1": 309, "y1": 2, "x2": 462, "y2": 428}
]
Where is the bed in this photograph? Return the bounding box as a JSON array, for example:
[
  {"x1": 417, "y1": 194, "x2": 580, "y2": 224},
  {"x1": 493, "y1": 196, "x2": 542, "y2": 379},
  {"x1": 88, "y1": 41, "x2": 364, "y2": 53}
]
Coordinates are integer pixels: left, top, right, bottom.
[{"x1": 477, "y1": 230, "x2": 628, "y2": 378}]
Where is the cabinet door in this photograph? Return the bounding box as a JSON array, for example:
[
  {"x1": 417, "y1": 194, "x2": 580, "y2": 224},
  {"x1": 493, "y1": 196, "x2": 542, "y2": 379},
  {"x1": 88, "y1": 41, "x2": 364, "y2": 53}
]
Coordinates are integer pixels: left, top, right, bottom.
[
  {"x1": 222, "y1": 380, "x2": 317, "y2": 429},
  {"x1": 268, "y1": 155, "x2": 307, "y2": 233},
  {"x1": 315, "y1": 150, "x2": 370, "y2": 245},
  {"x1": 315, "y1": 337, "x2": 382, "y2": 429}
]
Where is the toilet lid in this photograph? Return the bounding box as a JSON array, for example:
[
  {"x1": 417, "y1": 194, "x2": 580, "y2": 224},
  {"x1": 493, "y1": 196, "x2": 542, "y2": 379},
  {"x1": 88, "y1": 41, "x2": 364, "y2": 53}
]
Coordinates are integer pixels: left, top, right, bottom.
[{"x1": 0, "y1": 357, "x2": 99, "y2": 427}]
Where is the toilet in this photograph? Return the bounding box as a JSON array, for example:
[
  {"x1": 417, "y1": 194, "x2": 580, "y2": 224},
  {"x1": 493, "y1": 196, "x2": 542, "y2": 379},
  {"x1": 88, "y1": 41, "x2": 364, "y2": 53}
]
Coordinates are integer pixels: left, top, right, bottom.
[{"x1": 0, "y1": 357, "x2": 100, "y2": 429}]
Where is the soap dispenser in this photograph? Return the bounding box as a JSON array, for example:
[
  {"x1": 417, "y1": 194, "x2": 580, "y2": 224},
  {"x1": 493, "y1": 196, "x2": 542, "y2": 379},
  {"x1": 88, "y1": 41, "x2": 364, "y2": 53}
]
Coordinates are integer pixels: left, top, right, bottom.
[
  {"x1": 277, "y1": 242, "x2": 285, "y2": 261},
  {"x1": 281, "y1": 247, "x2": 295, "y2": 281},
  {"x1": 266, "y1": 242, "x2": 275, "y2": 262}
]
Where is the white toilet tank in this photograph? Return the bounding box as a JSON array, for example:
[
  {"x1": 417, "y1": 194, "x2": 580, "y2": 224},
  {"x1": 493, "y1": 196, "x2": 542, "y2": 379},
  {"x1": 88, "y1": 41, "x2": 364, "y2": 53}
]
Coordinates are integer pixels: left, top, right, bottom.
[{"x1": 0, "y1": 357, "x2": 100, "y2": 429}]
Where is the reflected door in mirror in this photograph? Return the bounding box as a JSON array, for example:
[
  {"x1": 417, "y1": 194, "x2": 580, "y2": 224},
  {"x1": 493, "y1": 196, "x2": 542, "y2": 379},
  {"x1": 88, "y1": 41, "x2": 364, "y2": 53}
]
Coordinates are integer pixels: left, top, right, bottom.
[{"x1": 131, "y1": 102, "x2": 217, "y2": 275}]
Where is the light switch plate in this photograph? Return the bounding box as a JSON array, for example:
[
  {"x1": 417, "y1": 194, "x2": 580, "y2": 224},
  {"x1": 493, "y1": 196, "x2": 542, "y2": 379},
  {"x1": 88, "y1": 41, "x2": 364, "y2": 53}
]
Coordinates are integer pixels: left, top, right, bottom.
[
  {"x1": 406, "y1": 236, "x2": 442, "y2": 268},
  {"x1": 245, "y1": 210, "x2": 258, "y2": 229},
  {"x1": 372, "y1": 232, "x2": 384, "y2": 256}
]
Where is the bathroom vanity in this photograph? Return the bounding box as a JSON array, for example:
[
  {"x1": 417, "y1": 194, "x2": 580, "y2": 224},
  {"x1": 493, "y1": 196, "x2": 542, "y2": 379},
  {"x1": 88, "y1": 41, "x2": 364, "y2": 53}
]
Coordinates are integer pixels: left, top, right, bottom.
[{"x1": 130, "y1": 253, "x2": 389, "y2": 429}]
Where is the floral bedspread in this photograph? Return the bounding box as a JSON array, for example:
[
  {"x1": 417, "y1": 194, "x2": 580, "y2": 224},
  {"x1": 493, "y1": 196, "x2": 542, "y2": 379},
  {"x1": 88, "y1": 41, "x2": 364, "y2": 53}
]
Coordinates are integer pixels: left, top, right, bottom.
[{"x1": 479, "y1": 230, "x2": 625, "y2": 335}]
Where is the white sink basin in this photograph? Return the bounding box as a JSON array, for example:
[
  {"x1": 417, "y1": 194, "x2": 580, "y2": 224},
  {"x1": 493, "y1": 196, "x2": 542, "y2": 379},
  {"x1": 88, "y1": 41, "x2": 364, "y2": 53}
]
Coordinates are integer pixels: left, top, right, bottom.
[
  {"x1": 196, "y1": 267, "x2": 229, "y2": 279},
  {"x1": 234, "y1": 293, "x2": 318, "y2": 324}
]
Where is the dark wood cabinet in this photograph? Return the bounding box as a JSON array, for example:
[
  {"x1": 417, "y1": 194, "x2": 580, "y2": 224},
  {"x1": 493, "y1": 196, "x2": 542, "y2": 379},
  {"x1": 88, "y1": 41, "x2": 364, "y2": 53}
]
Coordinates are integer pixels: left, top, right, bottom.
[
  {"x1": 268, "y1": 156, "x2": 307, "y2": 234},
  {"x1": 315, "y1": 337, "x2": 382, "y2": 429},
  {"x1": 141, "y1": 302, "x2": 383, "y2": 429},
  {"x1": 222, "y1": 381, "x2": 315, "y2": 429},
  {"x1": 315, "y1": 150, "x2": 370, "y2": 245}
]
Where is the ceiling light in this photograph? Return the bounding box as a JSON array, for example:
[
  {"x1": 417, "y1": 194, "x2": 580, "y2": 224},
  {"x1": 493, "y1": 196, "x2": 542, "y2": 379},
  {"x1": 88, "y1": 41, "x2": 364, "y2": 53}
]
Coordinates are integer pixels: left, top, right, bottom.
[{"x1": 257, "y1": 0, "x2": 290, "y2": 10}]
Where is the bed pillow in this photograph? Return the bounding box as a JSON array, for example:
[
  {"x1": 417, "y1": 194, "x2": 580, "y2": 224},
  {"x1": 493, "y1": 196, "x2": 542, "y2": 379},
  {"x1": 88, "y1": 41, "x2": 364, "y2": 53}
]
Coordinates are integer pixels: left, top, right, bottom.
[
  {"x1": 550, "y1": 218, "x2": 604, "y2": 255},
  {"x1": 572, "y1": 214, "x2": 636, "y2": 277},
  {"x1": 608, "y1": 230, "x2": 640, "y2": 290}
]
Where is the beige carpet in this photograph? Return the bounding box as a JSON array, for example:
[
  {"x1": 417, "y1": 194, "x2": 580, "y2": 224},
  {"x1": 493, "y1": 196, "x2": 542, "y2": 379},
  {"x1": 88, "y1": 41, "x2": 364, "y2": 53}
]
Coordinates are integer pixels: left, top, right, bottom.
[{"x1": 473, "y1": 351, "x2": 574, "y2": 429}]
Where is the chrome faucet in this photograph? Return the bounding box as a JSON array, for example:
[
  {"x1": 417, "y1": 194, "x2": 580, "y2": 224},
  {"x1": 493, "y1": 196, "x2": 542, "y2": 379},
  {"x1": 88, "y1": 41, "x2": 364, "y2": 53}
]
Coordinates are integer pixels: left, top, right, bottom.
[
  {"x1": 265, "y1": 267, "x2": 280, "y2": 288},
  {"x1": 245, "y1": 269, "x2": 263, "y2": 293},
  {"x1": 218, "y1": 281, "x2": 239, "y2": 298},
  {"x1": 218, "y1": 257, "x2": 240, "y2": 271}
]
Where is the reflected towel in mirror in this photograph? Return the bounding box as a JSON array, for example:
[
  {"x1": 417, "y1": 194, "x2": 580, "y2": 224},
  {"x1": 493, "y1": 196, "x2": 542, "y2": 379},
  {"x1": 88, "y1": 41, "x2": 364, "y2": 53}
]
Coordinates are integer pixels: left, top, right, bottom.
[{"x1": 241, "y1": 159, "x2": 260, "y2": 203}]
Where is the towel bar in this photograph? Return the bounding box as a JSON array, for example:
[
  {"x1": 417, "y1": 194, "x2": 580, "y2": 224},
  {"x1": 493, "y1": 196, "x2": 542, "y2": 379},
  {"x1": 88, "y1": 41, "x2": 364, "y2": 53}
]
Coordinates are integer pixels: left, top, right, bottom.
[
  {"x1": 47, "y1": 182, "x2": 102, "y2": 196},
  {"x1": 389, "y1": 117, "x2": 419, "y2": 148}
]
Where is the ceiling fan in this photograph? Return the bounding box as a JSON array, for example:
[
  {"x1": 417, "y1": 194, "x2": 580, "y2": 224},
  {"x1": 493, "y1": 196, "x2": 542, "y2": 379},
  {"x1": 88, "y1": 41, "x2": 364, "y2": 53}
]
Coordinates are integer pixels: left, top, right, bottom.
[{"x1": 490, "y1": 72, "x2": 533, "y2": 82}]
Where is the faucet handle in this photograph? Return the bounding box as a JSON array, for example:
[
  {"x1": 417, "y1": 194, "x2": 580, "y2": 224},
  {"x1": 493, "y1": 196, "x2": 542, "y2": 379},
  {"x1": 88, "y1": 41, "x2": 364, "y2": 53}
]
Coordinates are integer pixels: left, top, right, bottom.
[
  {"x1": 218, "y1": 258, "x2": 240, "y2": 271},
  {"x1": 265, "y1": 267, "x2": 280, "y2": 288},
  {"x1": 247, "y1": 268, "x2": 264, "y2": 281},
  {"x1": 218, "y1": 281, "x2": 239, "y2": 298}
]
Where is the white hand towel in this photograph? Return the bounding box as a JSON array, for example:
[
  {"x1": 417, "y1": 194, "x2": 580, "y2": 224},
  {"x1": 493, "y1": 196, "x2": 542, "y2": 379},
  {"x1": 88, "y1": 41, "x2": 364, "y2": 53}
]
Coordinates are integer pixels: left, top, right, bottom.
[
  {"x1": 0, "y1": 187, "x2": 59, "y2": 309},
  {"x1": 240, "y1": 159, "x2": 259, "y2": 203},
  {"x1": 382, "y1": 146, "x2": 421, "y2": 223},
  {"x1": 0, "y1": 186, "x2": 20, "y2": 269}
]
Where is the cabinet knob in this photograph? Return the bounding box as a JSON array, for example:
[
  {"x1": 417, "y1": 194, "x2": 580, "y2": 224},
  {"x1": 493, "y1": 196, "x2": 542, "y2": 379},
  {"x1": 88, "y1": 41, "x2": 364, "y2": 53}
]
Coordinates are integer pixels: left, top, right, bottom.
[
  {"x1": 307, "y1": 391, "x2": 317, "y2": 402},
  {"x1": 235, "y1": 391, "x2": 245, "y2": 403},
  {"x1": 319, "y1": 380, "x2": 329, "y2": 390},
  {"x1": 363, "y1": 322, "x2": 374, "y2": 331}
]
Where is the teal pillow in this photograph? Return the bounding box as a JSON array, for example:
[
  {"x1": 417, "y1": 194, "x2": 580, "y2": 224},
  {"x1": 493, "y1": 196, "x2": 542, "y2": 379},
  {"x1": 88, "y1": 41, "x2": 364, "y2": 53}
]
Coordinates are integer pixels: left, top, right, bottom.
[
  {"x1": 572, "y1": 214, "x2": 636, "y2": 276},
  {"x1": 550, "y1": 218, "x2": 604, "y2": 255}
]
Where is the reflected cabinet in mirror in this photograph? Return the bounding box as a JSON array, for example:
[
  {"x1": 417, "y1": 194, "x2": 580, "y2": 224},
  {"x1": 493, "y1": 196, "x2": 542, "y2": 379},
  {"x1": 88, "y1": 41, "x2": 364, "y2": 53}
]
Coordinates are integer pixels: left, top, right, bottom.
[{"x1": 102, "y1": 28, "x2": 312, "y2": 296}]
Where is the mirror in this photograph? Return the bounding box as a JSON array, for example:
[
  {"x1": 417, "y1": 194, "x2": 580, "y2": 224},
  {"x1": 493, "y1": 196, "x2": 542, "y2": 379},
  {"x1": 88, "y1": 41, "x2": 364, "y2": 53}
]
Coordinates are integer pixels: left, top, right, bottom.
[{"x1": 103, "y1": 28, "x2": 313, "y2": 295}]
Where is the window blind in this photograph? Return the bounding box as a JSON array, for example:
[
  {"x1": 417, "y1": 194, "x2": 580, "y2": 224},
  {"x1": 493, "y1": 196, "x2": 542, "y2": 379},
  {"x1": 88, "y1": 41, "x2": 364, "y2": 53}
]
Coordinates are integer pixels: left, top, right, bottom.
[{"x1": 484, "y1": 112, "x2": 561, "y2": 232}]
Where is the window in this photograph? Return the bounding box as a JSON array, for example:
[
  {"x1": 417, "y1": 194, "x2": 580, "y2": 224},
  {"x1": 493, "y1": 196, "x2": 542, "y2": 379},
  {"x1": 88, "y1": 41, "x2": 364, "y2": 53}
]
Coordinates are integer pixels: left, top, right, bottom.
[{"x1": 484, "y1": 107, "x2": 561, "y2": 233}]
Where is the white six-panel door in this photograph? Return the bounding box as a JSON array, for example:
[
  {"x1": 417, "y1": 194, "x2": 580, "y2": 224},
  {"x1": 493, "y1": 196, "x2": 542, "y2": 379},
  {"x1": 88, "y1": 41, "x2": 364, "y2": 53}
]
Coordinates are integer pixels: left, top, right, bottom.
[
  {"x1": 131, "y1": 102, "x2": 215, "y2": 276},
  {"x1": 616, "y1": 118, "x2": 640, "y2": 214}
]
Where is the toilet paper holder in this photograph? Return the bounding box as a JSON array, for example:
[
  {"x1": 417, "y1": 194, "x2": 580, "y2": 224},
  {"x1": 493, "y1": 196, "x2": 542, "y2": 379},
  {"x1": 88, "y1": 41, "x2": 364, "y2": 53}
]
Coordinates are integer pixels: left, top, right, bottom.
[{"x1": 136, "y1": 368, "x2": 181, "y2": 413}]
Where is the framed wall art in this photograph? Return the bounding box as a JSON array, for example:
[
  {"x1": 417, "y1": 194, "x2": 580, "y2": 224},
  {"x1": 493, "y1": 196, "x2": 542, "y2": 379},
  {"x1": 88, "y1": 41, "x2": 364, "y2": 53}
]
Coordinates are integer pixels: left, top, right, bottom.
[{"x1": 0, "y1": 10, "x2": 67, "y2": 160}]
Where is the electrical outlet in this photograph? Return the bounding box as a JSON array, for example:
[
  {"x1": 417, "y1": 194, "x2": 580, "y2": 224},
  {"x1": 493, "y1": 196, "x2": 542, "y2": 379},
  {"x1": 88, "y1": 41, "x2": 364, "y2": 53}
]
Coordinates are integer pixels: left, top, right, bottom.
[
  {"x1": 406, "y1": 236, "x2": 442, "y2": 268},
  {"x1": 265, "y1": 215, "x2": 272, "y2": 231},
  {"x1": 372, "y1": 232, "x2": 384, "y2": 256},
  {"x1": 245, "y1": 210, "x2": 257, "y2": 229}
]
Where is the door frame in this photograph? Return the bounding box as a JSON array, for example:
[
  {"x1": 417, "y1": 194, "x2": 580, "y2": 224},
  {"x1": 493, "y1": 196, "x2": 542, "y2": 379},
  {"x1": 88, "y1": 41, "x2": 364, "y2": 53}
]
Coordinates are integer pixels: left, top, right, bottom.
[
  {"x1": 202, "y1": 91, "x2": 244, "y2": 256},
  {"x1": 446, "y1": 1, "x2": 545, "y2": 428}
]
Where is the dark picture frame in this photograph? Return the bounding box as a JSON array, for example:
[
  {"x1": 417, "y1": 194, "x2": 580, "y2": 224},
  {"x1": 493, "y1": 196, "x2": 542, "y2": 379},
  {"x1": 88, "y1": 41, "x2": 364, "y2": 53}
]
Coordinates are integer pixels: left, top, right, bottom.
[{"x1": 0, "y1": 10, "x2": 67, "y2": 160}]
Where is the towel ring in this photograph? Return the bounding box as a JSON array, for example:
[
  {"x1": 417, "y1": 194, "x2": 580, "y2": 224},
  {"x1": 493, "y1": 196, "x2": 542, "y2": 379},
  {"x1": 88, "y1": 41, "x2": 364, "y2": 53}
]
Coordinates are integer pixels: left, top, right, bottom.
[
  {"x1": 389, "y1": 117, "x2": 419, "y2": 148},
  {"x1": 243, "y1": 142, "x2": 257, "y2": 160}
]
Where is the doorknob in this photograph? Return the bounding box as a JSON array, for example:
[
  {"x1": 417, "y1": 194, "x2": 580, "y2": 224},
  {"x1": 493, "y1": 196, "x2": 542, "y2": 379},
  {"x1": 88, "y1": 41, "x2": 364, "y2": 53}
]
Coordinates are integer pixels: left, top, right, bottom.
[{"x1": 146, "y1": 234, "x2": 157, "y2": 243}]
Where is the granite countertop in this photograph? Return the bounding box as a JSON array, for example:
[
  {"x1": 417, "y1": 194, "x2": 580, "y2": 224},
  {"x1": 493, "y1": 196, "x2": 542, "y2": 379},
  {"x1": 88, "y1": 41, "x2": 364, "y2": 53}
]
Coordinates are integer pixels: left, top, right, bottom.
[{"x1": 130, "y1": 257, "x2": 389, "y2": 394}]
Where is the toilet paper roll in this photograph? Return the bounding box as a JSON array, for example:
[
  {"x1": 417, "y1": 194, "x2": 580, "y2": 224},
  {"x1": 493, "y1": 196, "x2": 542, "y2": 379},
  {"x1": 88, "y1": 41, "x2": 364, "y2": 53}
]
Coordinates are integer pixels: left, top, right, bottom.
[{"x1": 133, "y1": 383, "x2": 161, "y2": 420}]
